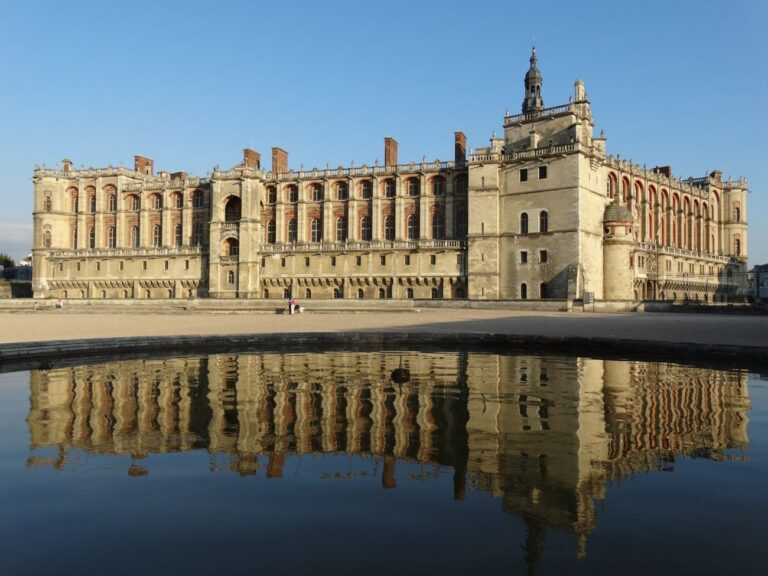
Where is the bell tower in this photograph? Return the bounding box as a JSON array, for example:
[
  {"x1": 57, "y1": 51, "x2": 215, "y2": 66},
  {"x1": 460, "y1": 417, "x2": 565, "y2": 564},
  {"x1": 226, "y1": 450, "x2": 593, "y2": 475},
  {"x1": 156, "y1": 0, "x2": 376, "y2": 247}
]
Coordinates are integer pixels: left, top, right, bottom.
[{"x1": 522, "y1": 46, "x2": 544, "y2": 114}]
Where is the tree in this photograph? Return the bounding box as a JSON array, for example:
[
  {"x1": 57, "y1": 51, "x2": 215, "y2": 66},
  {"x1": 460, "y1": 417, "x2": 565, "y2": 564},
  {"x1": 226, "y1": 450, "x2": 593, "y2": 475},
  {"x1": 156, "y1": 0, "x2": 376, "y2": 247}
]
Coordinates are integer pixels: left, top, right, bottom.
[{"x1": 0, "y1": 253, "x2": 15, "y2": 268}]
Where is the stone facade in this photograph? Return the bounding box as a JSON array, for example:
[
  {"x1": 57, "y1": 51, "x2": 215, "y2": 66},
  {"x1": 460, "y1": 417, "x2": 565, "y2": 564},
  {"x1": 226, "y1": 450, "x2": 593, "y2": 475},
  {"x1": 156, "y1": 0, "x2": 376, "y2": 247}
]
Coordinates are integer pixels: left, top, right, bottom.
[{"x1": 31, "y1": 50, "x2": 748, "y2": 302}]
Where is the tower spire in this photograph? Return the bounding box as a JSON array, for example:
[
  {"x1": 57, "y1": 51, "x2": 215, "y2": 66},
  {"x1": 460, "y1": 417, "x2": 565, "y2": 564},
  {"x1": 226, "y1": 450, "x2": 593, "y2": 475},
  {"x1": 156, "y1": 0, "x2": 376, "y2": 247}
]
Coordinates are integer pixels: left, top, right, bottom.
[{"x1": 522, "y1": 45, "x2": 544, "y2": 114}]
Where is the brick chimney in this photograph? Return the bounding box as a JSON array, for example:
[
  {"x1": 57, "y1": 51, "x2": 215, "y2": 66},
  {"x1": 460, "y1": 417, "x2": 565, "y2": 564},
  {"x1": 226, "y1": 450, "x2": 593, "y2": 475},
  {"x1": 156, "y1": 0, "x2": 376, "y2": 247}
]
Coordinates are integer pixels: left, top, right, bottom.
[
  {"x1": 652, "y1": 165, "x2": 672, "y2": 178},
  {"x1": 384, "y1": 137, "x2": 398, "y2": 167},
  {"x1": 170, "y1": 171, "x2": 188, "y2": 181},
  {"x1": 271, "y1": 147, "x2": 288, "y2": 174},
  {"x1": 454, "y1": 132, "x2": 467, "y2": 164},
  {"x1": 243, "y1": 148, "x2": 261, "y2": 169},
  {"x1": 709, "y1": 170, "x2": 722, "y2": 182},
  {"x1": 134, "y1": 155, "x2": 154, "y2": 176},
  {"x1": 62, "y1": 158, "x2": 73, "y2": 172}
]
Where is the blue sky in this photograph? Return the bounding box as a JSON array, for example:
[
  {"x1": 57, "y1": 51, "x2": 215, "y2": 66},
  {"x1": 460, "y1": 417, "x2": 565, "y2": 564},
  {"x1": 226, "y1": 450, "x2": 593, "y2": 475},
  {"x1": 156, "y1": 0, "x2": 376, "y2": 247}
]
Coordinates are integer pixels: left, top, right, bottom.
[{"x1": 1, "y1": 0, "x2": 766, "y2": 265}]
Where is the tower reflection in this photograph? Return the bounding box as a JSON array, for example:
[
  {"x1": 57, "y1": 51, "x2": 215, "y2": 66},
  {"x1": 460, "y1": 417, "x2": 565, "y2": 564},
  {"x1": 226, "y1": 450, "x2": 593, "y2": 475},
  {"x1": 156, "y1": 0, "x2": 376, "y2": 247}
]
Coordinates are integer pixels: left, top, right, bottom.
[{"x1": 26, "y1": 351, "x2": 750, "y2": 560}]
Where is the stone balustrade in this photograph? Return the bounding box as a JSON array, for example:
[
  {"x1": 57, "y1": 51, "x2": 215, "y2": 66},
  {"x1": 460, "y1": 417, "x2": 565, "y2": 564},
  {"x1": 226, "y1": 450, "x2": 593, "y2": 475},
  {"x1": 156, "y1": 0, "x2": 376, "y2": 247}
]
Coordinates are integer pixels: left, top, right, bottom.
[
  {"x1": 260, "y1": 239, "x2": 465, "y2": 254},
  {"x1": 48, "y1": 246, "x2": 204, "y2": 259}
]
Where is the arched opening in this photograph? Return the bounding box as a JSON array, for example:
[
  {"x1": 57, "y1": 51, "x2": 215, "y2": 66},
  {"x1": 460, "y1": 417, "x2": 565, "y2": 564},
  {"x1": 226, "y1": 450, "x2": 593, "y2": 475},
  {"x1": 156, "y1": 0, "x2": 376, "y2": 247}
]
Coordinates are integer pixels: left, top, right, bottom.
[
  {"x1": 192, "y1": 222, "x2": 204, "y2": 246},
  {"x1": 432, "y1": 177, "x2": 445, "y2": 196},
  {"x1": 520, "y1": 212, "x2": 529, "y2": 234},
  {"x1": 407, "y1": 178, "x2": 420, "y2": 197},
  {"x1": 378, "y1": 288, "x2": 386, "y2": 299},
  {"x1": 384, "y1": 215, "x2": 395, "y2": 241},
  {"x1": 174, "y1": 224, "x2": 182, "y2": 247},
  {"x1": 287, "y1": 185, "x2": 298, "y2": 203},
  {"x1": 227, "y1": 270, "x2": 235, "y2": 285},
  {"x1": 305, "y1": 289, "x2": 312, "y2": 299},
  {"x1": 540, "y1": 282, "x2": 547, "y2": 299},
  {"x1": 357, "y1": 288, "x2": 364, "y2": 299},
  {"x1": 336, "y1": 217, "x2": 347, "y2": 242},
  {"x1": 384, "y1": 179, "x2": 396, "y2": 198},
  {"x1": 88, "y1": 227, "x2": 95, "y2": 249},
  {"x1": 152, "y1": 194, "x2": 162, "y2": 210},
  {"x1": 267, "y1": 186, "x2": 277, "y2": 204},
  {"x1": 311, "y1": 184, "x2": 323, "y2": 201},
  {"x1": 310, "y1": 218, "x2": 322, "y2": 242},
  {"x1": 539, "y1": 210, "x2": 548, "y2": 233},
  {"x1": 432, "y1": 213, "x2": 444, "y2": 239},
  {"x1": 130, "y1": 226, "x2": 139, "y2": 248},
  {"x1": 406, "y1": 288, "x2": 414, "y2": 299},
  {"x1": 108, "y1": 194, "x2": 117, "y2": 212},
  {"x1": 89, "y1": 194, "x2": 96, "y2": 213},
  {"x1": 287, "y1": 218, "x2": 297, "y2": 243},
  {"x1": 192, "y1": 190, "x2": 204, "y2": 208},
  {"x1": 266, "y1": 220, "x2": 276, "y2": 244},
  {"x1": 43, "y1": 230, "x2": 52, "y2": 248},
  {"x1": 224, "y1": 238, "x2": 239, "y2": 257},
  {"x1": 224, "y1": 197, "x2": 241, "y2": 222},
  {"x1": 174, "y1": 193, "x2": 184, "y2": 209},
  {"x1": 152, "y1": 224, "x2": 162, "y2": 247},
  {"x1": 108, "y1": 227, "x2": 116, "y2": 248},
  {"x1": 361, "y1": 180, "x2": 373, "y2": 199},
  {"x1": 44, "y1": 194, "x2": 52, "y2": 212},
  {"x1": 520, "y1": 283, "x2": 528, "y2": 299},
  {"x1": 333, "y1": 287, "x2": 342, "y2": 299},
  {"x1": 336, "y1": 182, "x2": 348, "y2": 200}
]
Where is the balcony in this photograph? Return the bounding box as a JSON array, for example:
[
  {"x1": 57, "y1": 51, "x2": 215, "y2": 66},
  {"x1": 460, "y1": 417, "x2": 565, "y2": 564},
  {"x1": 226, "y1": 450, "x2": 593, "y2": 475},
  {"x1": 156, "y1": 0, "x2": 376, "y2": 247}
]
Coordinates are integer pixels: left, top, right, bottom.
[{"x1": 260, "y1": 239, "x2": 465, "y2": 254}]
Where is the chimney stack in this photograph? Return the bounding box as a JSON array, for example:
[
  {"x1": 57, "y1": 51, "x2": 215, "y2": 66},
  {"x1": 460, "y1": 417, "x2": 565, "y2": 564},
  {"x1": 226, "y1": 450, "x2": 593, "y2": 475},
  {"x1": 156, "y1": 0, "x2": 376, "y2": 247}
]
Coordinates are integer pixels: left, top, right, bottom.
[
  {"x1": 384, "y1": 137, "x2": 398, "y2": 167},
  {"x1": 243, "y1": 148, "x2": 261, "y2": 169},
  {"x1": 454, "y1": 132, "x2": 467, "y2": 164},
  {"x1": 134, "y1": 155, "x2": 154, "y2": 176},
  {"x1": 271, "y1": 147, "x2": 288, "y2": 174},
  {"x1": 62, "y1": 158, "x2": 73, "y2": 173}
]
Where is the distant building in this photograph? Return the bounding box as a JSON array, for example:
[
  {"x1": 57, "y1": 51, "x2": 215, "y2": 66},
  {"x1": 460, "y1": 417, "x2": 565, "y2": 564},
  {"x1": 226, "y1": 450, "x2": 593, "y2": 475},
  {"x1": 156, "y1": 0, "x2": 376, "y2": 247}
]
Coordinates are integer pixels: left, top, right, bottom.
[
  {"x1": 31, "y1": 49, "x2": 748, "y2": 302},
  {"x1": 751, "y1": 264, "x2": 768, "y2": 305}
]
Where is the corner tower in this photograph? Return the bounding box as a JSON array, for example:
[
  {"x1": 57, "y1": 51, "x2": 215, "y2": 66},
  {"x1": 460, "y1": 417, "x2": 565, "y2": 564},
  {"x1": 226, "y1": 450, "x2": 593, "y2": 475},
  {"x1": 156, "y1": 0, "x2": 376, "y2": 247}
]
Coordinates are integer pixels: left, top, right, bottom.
[{"x1": 522, "y1": 46, "x2": 544, "y2": 114}]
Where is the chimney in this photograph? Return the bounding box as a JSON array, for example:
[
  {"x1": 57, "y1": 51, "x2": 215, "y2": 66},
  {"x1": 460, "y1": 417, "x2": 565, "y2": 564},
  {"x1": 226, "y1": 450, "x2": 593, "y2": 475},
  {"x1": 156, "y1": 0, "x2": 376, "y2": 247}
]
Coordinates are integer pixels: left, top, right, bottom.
[
  {"x1": 243, "y1": 148, "x2": 261, "y2": 169},
  {"x1": 652, "y1": 165, "x2": 672, "y2": 178},
  {"x1": 454, "y1": 131, "x2": 467, "y2": 164},
  {"x1": 271, "y1": 147, "x2": 288, "y2": 174},
  {"x1": 134, "y1": 155, "x2": 154, "y2": 176},
  {"x1": 62, "y1": 158, "x2": 73, "y2": 172},
  {"x1": 170, "y1": 171, "x2": 188, "y2": 181},
  {"x1": 709, "y1": 170, "x2": 722, "y2": 182},
  {"x1": 384, "y1": 137, "x2": 398, "y2": 167}
]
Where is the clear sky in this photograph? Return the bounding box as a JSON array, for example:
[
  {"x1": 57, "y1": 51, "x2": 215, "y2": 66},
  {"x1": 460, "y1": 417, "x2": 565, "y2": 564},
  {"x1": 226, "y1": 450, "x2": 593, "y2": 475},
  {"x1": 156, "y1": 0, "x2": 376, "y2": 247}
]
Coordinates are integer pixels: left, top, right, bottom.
[{"x1": 1, "y1": 0, "x2": 765, "y2": 265}]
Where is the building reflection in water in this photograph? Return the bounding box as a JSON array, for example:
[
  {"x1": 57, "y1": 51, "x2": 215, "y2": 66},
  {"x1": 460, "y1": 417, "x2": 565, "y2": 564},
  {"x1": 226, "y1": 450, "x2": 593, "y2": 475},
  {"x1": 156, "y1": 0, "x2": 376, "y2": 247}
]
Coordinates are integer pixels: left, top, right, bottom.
[{"x1": 26, "y1": 351, "x2": 750, "y2": 562}]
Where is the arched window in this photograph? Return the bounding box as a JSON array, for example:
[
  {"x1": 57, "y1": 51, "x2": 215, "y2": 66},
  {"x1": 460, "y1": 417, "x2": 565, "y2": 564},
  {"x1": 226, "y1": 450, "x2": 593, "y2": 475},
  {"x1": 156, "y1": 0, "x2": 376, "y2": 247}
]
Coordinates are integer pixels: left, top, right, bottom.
[
  {"x1": 431, "y1": 287, "x2": 440, "y2": 299},
  {"x1": 72, "y1": 226, "x2": 78, "y2": 248},
  {"x1": 131, "y1": 195, "x2": 140, "y2": 211},
  {"x1": 152, "y1": 195, "x2": 162, "y2": 210},
  {"x1": 384, "y1": 179, "x2": 396, "y2": 198},
  {"x1": 224, "y1": 197, "x2": 241, "y2": 221},
  {"x1": 90, "y1": 195, "x2": 96, "y2": 213},
  {"x1": 406, "y1": 288, "x2": 414, "y2": 299},
  {"x1": 174, "y1": 193, "x2": 183, "y2": 209},
  {"x1": 407, "y1": 179, "x2": 420, "y2": 197},
  {"x1": 734, "y1": 206, "x2": 741, "y2": 223},
  {"x1": 305, "y1": 289, "x2": 312, "y2": 299},
  {"x1": 360, "y1": 216, "x2": 372, "y2": 241},
  {"x1": 337, "y1": 182, "x2": 348, "y2": 200},
  {"x1": 192, "y1": 190, "x2": 203, "y2": 208},
  {"x1": 152, "y1": 224, "x2": 162, "y2": 247},
  {"x1": 43, "y1": 230, "x2": 52, "y2": 248},
  {"x1": 357, "y1": 288, "x2": 364, "y2": 299},
  {"x1": 454, "y1": 176, "x2": 467, "y2": 195},
  {"x1": 174, "y1": 224, "x2": 182, "y2": 247},
  {"x1": 266, "y1": 220, "x2": 276, "y2": 244},
  {"x1": 607, "y1": 173, "x2": 617, "y2": 198},
  {"x1": 267, "y1": 187, "x2": 277, "y2": 204},
  {"x1": 520, "y1": 283, "x2": 528, "y2": 299},
  {"x1": 311, "y1": 219, "x2": 322, "y2": 242},
  {"x1": 43, "y1": 194, "x2": 52, "y2": 212},
  {"x1": 378, "y1": 288, "x2": 386, "y2": 299},
  {"x1": 540, "y1": 282, "x2": 547, "y2": 299},
  {"x1": 287, "y1": 218, "x2": 297, "y2": 243},
  {"x1": 336, "y1": 217, "x2": 347, "y2": 242},
  {"x1": 361, "y1": 181, "x2": 373, "y2": 199},
  {"x1": 227, "y1": 270, "x2": 235, "y2": 285},
  {"x1": 71, "y1": 192, "x2": 79, "y2": 212},
  {"x1": 108, "y1": 195, "x2": 117, "y2": 212},
  {"x1": 384, "y1": 215, "x2": 395, "y2": 241},
  {"x1": 311, "y1": 184, "x2": 323, "y2": 202},
  {"x1": 333, "y1": 287, "x2": 342, "y2": 299},
  {"x1": 432, "y1": 177, "x2": 445, "y2": 196},
  {"x1": 131, "y1": 226, "x2": 139, "y2": 247},
  {"x1": 520, "y1": 212, "x2": 529, "y2": 234},
  {"x1": 539, "y1": 210, "x2": 548, "y2": 233},
  {"x1": 407, "y1": 214, "x2": 419, "y2": 240},
  {"x1": 432, "y1": 214, "x2": 444, "y2": 239},
  {"x1": 735, "y1": 238, "x2": 741, "y2": 256},
  {"x1": 225, "y1": 238, "x2": 239, "y2": 256},
  {"x1": 288, "y1": 185, "x2": 298, "y2": 203},
  {"x1": 192, "y1": 222, "x2": 204, "y2": 246},
  {"x1": 264, "y1": 289, "x2": 270, "y2": 299}
]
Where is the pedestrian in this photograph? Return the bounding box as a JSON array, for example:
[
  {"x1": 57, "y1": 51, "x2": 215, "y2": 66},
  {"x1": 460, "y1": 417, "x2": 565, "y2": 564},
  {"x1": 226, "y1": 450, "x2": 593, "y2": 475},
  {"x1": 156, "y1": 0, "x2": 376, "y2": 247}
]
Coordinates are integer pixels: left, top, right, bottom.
[{"x1": 289, "y1": 297, "x2": 297, "y2": 314}]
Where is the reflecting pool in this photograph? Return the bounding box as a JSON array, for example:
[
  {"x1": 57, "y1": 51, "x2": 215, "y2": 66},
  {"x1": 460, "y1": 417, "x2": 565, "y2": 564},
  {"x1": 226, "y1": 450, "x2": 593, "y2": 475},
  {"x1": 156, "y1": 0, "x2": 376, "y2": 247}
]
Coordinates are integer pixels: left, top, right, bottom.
[{"x1": 1, "y1": 351, "x2": 766, "y2": 575}]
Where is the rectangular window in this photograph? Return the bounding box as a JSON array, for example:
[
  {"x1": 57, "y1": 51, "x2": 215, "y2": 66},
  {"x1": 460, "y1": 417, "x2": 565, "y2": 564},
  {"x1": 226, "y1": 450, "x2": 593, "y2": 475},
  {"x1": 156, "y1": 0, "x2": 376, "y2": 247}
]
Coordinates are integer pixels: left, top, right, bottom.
[
  {"x1": 304, "y1": 257, "x2": 310, "y2": 267},
  {"x1": 59, "y1": 263, "x2": 63, "y2": 272},
  {"x1": 520, "y1": 251, "x2": 528, "y2": 264},
  {"x1": 260, "y1": 258, "x2": 265, "y2": 268},
  {"x1": 538, "y1": 166, "x2": 547, "y2": 179},
  {"x1": 76, "y1": 262, "x2": 81, "y2": 271},
  {"x1": 142, "y1": 261, "x2": 147, "y2": 271},
  {"x1": 356, "y1": 255, "x2": 362, "y2": 266},
  {"x1": 281, "y1": 258, "x2": 286, "y2": 267},
  {"x1": 520, "y1": 169, "x2": 528, "y2": 182},
  {"x1": 185, "y1": 260, "x2": 190, "y2": 270},
  {"x1": 430, "y1": 255, "x2": 436, "y2": 266},
  {"x1": 380, "y1": 255, "x2": 386, "y2": 266},
  {"x1": 96, "y1": 262, "x2": 101, "y2": 271},
  {"x1": 164, "y1": 260, "x2": 169, "y2": 270},
  {"x1": 404, "y1": 255, "x2": 411, "y2": 266},
  {"x1": 331, "y1": 256, "x2": 336, "y2": 267},
  {"x1": 539, "y1": 250, "x2": 547, "y2": 263},
  {"x1": 119, "y1": 261, "x2": 124, "y2": 271}
]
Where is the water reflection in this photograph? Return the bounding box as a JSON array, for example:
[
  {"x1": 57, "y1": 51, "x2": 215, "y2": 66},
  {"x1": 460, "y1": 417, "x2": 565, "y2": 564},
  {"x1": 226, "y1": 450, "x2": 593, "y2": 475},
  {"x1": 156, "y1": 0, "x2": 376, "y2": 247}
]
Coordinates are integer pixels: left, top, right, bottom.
[{"x1": 26, "y1": 352, "x2": 750, "y2": 562}]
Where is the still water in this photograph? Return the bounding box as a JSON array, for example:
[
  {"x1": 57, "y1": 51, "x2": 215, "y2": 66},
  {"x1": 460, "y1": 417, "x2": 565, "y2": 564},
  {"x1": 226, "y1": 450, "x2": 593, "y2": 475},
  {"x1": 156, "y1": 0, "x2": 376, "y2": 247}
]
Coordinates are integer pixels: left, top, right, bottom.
[{"x1": 0, "y1": 351, "x2": 766, "y2": 575}]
